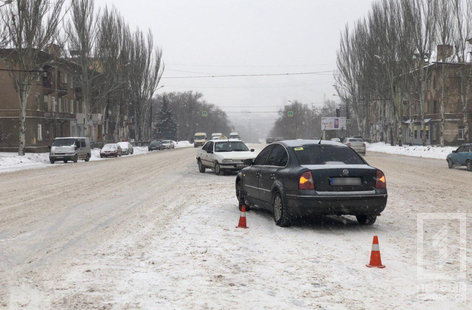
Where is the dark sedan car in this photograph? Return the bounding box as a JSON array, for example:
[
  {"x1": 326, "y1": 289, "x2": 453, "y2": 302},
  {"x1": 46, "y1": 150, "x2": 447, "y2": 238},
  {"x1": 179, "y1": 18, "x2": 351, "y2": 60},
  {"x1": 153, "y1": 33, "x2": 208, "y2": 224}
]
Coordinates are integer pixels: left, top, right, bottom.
[
  {"x1": 148, "y1": 140, "x2": 165, "y2": 151},
  {"x1": 236, "y1": 140, "x2": 388, "y2": 227}
]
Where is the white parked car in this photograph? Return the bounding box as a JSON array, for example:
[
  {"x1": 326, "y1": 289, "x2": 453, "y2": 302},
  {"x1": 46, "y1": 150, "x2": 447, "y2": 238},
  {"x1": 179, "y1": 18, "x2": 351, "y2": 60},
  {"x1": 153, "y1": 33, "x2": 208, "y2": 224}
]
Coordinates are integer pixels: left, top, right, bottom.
[
  {"x1": 117, "y1": 141, "x2": 134, "y2": 155},
  {"x1": 196, "y1": 140, "x2": 257, "y2": 175},
  {"x1": 344, "y1": 137, "x2": 366, "y2": 155},
  {"x1": 161, "y1": 140, "x2": 175, "y2": 149}
]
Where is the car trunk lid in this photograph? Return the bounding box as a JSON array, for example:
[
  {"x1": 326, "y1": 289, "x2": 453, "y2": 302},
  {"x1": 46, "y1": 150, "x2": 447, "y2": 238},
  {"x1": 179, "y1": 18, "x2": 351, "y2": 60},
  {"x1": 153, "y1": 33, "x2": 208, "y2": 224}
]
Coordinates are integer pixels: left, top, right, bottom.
[{"x1": 301, "y1": 164, "x2": 376, "y2": 191}]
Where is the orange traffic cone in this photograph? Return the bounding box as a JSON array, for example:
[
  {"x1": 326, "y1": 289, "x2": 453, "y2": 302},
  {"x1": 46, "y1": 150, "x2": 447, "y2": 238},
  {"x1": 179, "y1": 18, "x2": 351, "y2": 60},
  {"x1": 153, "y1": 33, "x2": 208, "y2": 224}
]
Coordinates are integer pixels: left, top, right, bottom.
[
  {"x1": 236, "y1": 206, "x2": 248, "y2": 229},
  {"x1": 366, "y1": 236, "x2": 385, "y2": 268}
]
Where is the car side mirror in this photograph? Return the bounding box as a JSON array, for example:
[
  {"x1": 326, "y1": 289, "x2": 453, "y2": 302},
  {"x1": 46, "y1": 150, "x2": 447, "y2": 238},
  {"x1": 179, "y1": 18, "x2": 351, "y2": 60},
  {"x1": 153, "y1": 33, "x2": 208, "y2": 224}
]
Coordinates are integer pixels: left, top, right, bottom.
[
  {"x1": 453, "y1": 150, "x2": 457, "y2": 153},
  {"x1": 250, "y1": 149, "x2": 255, "y2": 152},
  {"x1": 243, "y1": 159, "x2": 254, "y2": 166}
]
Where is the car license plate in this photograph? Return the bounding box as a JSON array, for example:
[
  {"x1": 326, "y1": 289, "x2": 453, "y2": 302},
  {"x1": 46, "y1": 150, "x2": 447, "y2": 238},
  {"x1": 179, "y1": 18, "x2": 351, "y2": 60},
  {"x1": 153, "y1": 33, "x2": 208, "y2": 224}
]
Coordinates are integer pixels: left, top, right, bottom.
[{"x1": 330, "y1": 177, "x2": 362, "y2": 186}]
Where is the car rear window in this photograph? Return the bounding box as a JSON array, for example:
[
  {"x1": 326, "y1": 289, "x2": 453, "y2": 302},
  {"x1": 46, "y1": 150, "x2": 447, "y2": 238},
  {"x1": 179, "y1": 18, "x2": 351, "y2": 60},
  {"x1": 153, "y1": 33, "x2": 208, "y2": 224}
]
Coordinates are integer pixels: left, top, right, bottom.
[
  {"x1": 293, "y1": 145, "x2": 364, "y2": 165},
  {"x1": 348, "y1": 138, "x2": 363, "y2": 142}
]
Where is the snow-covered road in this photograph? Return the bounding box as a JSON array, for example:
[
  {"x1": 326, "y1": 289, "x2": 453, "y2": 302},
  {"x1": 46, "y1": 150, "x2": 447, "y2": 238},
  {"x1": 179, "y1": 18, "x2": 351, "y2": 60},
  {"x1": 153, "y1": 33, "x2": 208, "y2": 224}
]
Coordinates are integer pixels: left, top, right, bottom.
[{"x1": 0, "y1": 148, "x2": 470, "y2": 309}]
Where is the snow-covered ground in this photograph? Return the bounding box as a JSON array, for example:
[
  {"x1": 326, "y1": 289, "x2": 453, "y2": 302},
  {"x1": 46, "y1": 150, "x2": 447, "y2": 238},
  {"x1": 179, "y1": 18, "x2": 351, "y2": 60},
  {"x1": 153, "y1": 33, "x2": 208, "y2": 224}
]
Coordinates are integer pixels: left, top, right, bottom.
[
  {"x1": 367, "y1": 142, "x2": 457, "y2": 160},
  {"x1": 175, "y1": 140, "x2": 194, "y2": 148}
]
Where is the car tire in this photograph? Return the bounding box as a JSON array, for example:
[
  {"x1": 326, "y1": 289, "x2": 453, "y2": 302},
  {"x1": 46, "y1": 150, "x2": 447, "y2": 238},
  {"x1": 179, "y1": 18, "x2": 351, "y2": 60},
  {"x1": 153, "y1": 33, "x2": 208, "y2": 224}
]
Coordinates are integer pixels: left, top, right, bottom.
[
  {"x1": 447, "y1": 159, "x2": 454, "y2": 169},
  {"x1": 236, "y1": 180, "x2": 250, "y2": 211},
  {"x1": 50, "y1": 159, "x2": 55, "y2": 164},
  {"x1": 356, "y1": 215, "x2": 377, "y2": 225},
  {"x1": 198, "y1": 159, "x2": 206, "y2": 173},
  {"x1": 467, "y1": 160, "x2": 472, "y2": 172},
  {"x1": 64, "y1": 159, "x2": 68, "y2": 163},
  {"x1": 273, "y1": 192, "x2": 291, "y2": 227},
  {"x1": 85, "y1": 153, "x2": 90, "y2": 162},
  {"x1": 73, "y1": 154, "x2": 78, "y2": 163},
  {"x1": 214, "y1": 162, "x2": 222, "y2": 175}
]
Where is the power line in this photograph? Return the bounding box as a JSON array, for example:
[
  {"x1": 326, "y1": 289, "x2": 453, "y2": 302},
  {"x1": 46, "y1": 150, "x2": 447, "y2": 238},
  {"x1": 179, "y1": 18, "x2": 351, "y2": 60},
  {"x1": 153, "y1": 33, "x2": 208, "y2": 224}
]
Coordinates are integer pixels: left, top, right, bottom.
[{"x1": 161, "y1": 70, "x2": 334, "y2": 79}]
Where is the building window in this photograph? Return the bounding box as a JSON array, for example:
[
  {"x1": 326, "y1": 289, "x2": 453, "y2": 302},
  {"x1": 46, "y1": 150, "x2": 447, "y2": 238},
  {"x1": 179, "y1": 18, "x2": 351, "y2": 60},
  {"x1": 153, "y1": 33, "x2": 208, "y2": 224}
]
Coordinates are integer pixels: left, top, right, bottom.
[
  {"x1": 51, "y1": 96, "x2": 56, "y2": 112},
  {"x1": 414, "y1": 130, "x2": 418, "y2": 139},
  {"x1": 37, "y1": 124, "x2": 42, "y2": 141},
  {"x1": 35, "y1": 95, "x2": 40, "y2": 111},
  {"x1": 44, "y1": 95, "x2": 50, "y2": 111},
  {"x1": 70, "y1": 77, "x2": 74, "y2": 89},
  {"x1": 58, "y1": 97, "x2": 62, "y2": 113},
  {"x1": 64, "y1": 73, "x2": 68, "y2": 84},
  {"x1": 458, "y1": 127, "x2": 465, "y2": 140}
]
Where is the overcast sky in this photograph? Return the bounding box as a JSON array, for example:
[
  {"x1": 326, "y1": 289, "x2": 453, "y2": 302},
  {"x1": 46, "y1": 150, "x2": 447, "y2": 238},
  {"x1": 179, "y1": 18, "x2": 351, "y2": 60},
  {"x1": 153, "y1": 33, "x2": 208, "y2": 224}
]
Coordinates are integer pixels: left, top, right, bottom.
[{"x1": 95, "y1": 0, "x2": 374, "y2": 121}]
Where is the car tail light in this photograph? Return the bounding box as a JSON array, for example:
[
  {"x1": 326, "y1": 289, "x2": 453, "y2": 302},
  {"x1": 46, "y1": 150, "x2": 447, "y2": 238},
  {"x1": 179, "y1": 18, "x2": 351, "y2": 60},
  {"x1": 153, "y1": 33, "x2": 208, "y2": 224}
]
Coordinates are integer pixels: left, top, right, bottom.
[
  {"x1": 347, "y1": 142, "x2": 351, "y2": 146},
  {"x1": 375, "y1": 170, "x2": 386, "y2": 188},
  {"x1": 299, "y1": 171, "x2": 315, "y2": 190}
]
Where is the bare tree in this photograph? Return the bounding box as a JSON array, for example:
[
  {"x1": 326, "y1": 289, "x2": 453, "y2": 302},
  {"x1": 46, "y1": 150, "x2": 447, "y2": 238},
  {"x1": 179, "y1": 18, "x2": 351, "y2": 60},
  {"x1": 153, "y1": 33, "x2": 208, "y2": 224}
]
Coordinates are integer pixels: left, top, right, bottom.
[
  {"x1": 436, "y1": 0, "x2": 454, "y2": 146},
  {"x1": 0, "y1": 0, "x2": 66, "y2": 155},
  {"x1": 452, "y1": 0, "x2": 472, "y2": 143},
  {"x1": 128, "y1": 29, "x2": 163, "y2": 142},
  {"x1": 66, "y1": 0, "x2": 99, "y2": 139}
]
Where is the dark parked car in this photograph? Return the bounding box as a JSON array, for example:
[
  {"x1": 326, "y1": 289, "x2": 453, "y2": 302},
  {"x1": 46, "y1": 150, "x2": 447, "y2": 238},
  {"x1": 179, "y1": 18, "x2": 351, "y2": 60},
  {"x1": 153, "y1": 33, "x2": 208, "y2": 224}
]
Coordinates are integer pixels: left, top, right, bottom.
[
  {"x1": 148, "y1": 140, "x2": 165, "y2": 151},
  {"x1": 447, "y1": 143, "x2": 472, "y2": 171},
  {"x1": 235, "y1": 140, "x2": 388, "y2": 227}
]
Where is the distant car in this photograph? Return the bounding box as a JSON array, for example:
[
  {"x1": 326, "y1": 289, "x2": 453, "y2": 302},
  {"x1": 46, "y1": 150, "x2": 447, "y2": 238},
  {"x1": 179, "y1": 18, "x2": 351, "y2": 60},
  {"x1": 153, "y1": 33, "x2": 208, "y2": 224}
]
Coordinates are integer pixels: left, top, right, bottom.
[
  {"x1": 273, "y1": 137, "x2": 284, "y2": 142},
  {"x1": 100, "y1": 143, "x2": 122, "y2": 158},
  {"x1": 344, "y1": 137, "x2": 366, "y2": 155},
  {"x1": 49, "y1": 137, "x2": 91, "y2": 164},
  {"x1": 161, "y1": 140, "x2": 175, "y2": 149},
  {"x1": 194, "y1": 132, "x2": 207, "y2": 148},
  {"x1": 235, "y1": 140, "x2": 387, "y2": 227},
  {"x1": 196, "y1": 140, "x2": 257, "y2": 175},
  {"x1": 117, "y1": 141, "x2": 134, "y2": 155},
  {"x1": 148, "y1": 140, "x2": 165, "y2": 151},
  {"x1": 447, "y1": 143, "x2": 472, "y2": 171},
  {"x1": 229, "y1": 132, "x2": 240, "y2": 140},
  {"x1": 266, "y1": 137, "x2": 275, "y2": 144},
  {"x1": 330, "y1": 138, "x2": 342, "y2": 143},
  {"x1": 211, "y1": 133, "x2": 223, "y2": 140}
]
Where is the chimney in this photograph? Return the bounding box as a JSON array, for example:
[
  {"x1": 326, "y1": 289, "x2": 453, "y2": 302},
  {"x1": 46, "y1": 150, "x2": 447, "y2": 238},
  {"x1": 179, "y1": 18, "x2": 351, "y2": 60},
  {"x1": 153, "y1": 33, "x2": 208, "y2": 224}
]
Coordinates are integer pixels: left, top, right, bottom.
[{"x1": 437, "y1": 44, "x2": 453, "y2": 62}]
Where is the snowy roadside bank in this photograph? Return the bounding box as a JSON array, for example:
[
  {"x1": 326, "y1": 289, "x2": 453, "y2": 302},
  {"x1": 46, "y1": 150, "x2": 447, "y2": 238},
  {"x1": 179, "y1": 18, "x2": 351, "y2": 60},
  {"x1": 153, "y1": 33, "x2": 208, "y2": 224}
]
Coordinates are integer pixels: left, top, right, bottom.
[
  {"x1": 0, "y1": 141, "x2": 194, "y2": 174},
  {"x1": 367, "y1": 142, "x2": 456, "y2": 160}
]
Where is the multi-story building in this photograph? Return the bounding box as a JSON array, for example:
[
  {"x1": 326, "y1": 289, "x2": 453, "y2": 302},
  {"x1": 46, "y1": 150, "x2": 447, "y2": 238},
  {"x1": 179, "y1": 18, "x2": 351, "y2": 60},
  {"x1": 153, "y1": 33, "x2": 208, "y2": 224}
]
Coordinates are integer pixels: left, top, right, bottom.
[
  {"x1": 0, "y1": 48, "x2": 102, "y2": 152},
  {"x1": 398, "y1": 61, "x2": 472, "y2": 146}
]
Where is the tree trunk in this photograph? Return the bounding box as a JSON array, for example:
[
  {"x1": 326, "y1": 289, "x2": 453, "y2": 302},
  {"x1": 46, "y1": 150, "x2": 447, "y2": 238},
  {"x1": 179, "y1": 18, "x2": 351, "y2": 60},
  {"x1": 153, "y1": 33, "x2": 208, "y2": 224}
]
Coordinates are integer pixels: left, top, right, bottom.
[
  {"x1": 18, "y1": 91, "x2": 28, "y2": 156},
  {"x1": 420, "y1": 68, "x2": 427, "y2": 146},
  {"x1": 440, "y1": 65, "x2": 445, "y2": 147},
  {"x1": 463, "y1": 69, "x2": 470, "y2": 143}
]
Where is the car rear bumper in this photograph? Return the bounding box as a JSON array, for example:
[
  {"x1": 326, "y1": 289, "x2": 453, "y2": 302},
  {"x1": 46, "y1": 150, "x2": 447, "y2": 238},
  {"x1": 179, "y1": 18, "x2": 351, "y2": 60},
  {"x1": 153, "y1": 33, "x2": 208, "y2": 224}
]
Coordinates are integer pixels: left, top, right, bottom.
[
  {"x1": 50, "y1": 154, "x2": 76, "y2": 160},
  {"x1": 285, "y1": 191, "x2": 387, "y2": 217}
]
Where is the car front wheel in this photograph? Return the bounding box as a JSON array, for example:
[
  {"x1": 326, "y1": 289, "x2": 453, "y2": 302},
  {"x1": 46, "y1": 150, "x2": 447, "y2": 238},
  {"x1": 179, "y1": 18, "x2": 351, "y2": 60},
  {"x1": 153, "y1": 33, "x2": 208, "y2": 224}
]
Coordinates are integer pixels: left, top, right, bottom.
[
  {"x1": 214, "y1": 162, "x2": 222, "y2": 175},
  {"x1": 356, "y1": 215, "x2": 377, "y2": 225},
  {"x1": 198, "y1": 159, "x2": 206, "y2": 173},
  {"x1": 73, "y1": 154, "x2": 78, "y2": 163},
  {"x1": 85, "y1": 153, "x2": 90, "y2": 162},
  {"x1": 447, "y1": 159, "x2": 454, "y2": 169},
  {"x1": 467, "y1": 160, "x2": 472, "y2": 171},
  {"x1": 273, "y1": 192, "x2": 291, "y2": 227}
]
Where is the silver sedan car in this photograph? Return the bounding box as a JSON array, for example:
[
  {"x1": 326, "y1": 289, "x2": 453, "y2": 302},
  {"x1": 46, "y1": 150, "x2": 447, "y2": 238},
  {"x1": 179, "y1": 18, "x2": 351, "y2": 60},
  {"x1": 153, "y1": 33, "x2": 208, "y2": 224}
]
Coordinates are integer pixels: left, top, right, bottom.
[{"x1": 344, "y1": 137, "x2": 366, "y2": 155}]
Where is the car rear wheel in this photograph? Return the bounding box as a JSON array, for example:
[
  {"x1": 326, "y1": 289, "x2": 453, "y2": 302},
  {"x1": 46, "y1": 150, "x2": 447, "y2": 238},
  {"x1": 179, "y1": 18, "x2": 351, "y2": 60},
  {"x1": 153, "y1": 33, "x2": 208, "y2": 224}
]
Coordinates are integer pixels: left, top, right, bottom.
[
  {"x1": 73, "y1": 154, "x2": 78, "y2": 163},
  {"x1": 467, "y1": 160, "x2": 472, "y2": 171},
  {"x1": 273, "y1": 192, "x2": 291, "y2": 227},
  {"x1": 63, "y1": 159, "x2": 68, "y2": 163},
  {"x1": 214, "y1": 162, "x2": 222, "y2": 175},
  {"x1": 50, "y1": 159, "x2": 55, "y2": 164},
  {"x1": 447, "y1": 159, "x2": 454, "y2": 169},
  {"x1": 198, "y1": 159, "x2": 206, "y2": 173},
  {"x1": 356, "y1": 215, "x2": 377, "y2": 225},
  {"x1": 85, "y1": 153, "x2": 90, "y2": 162}
]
